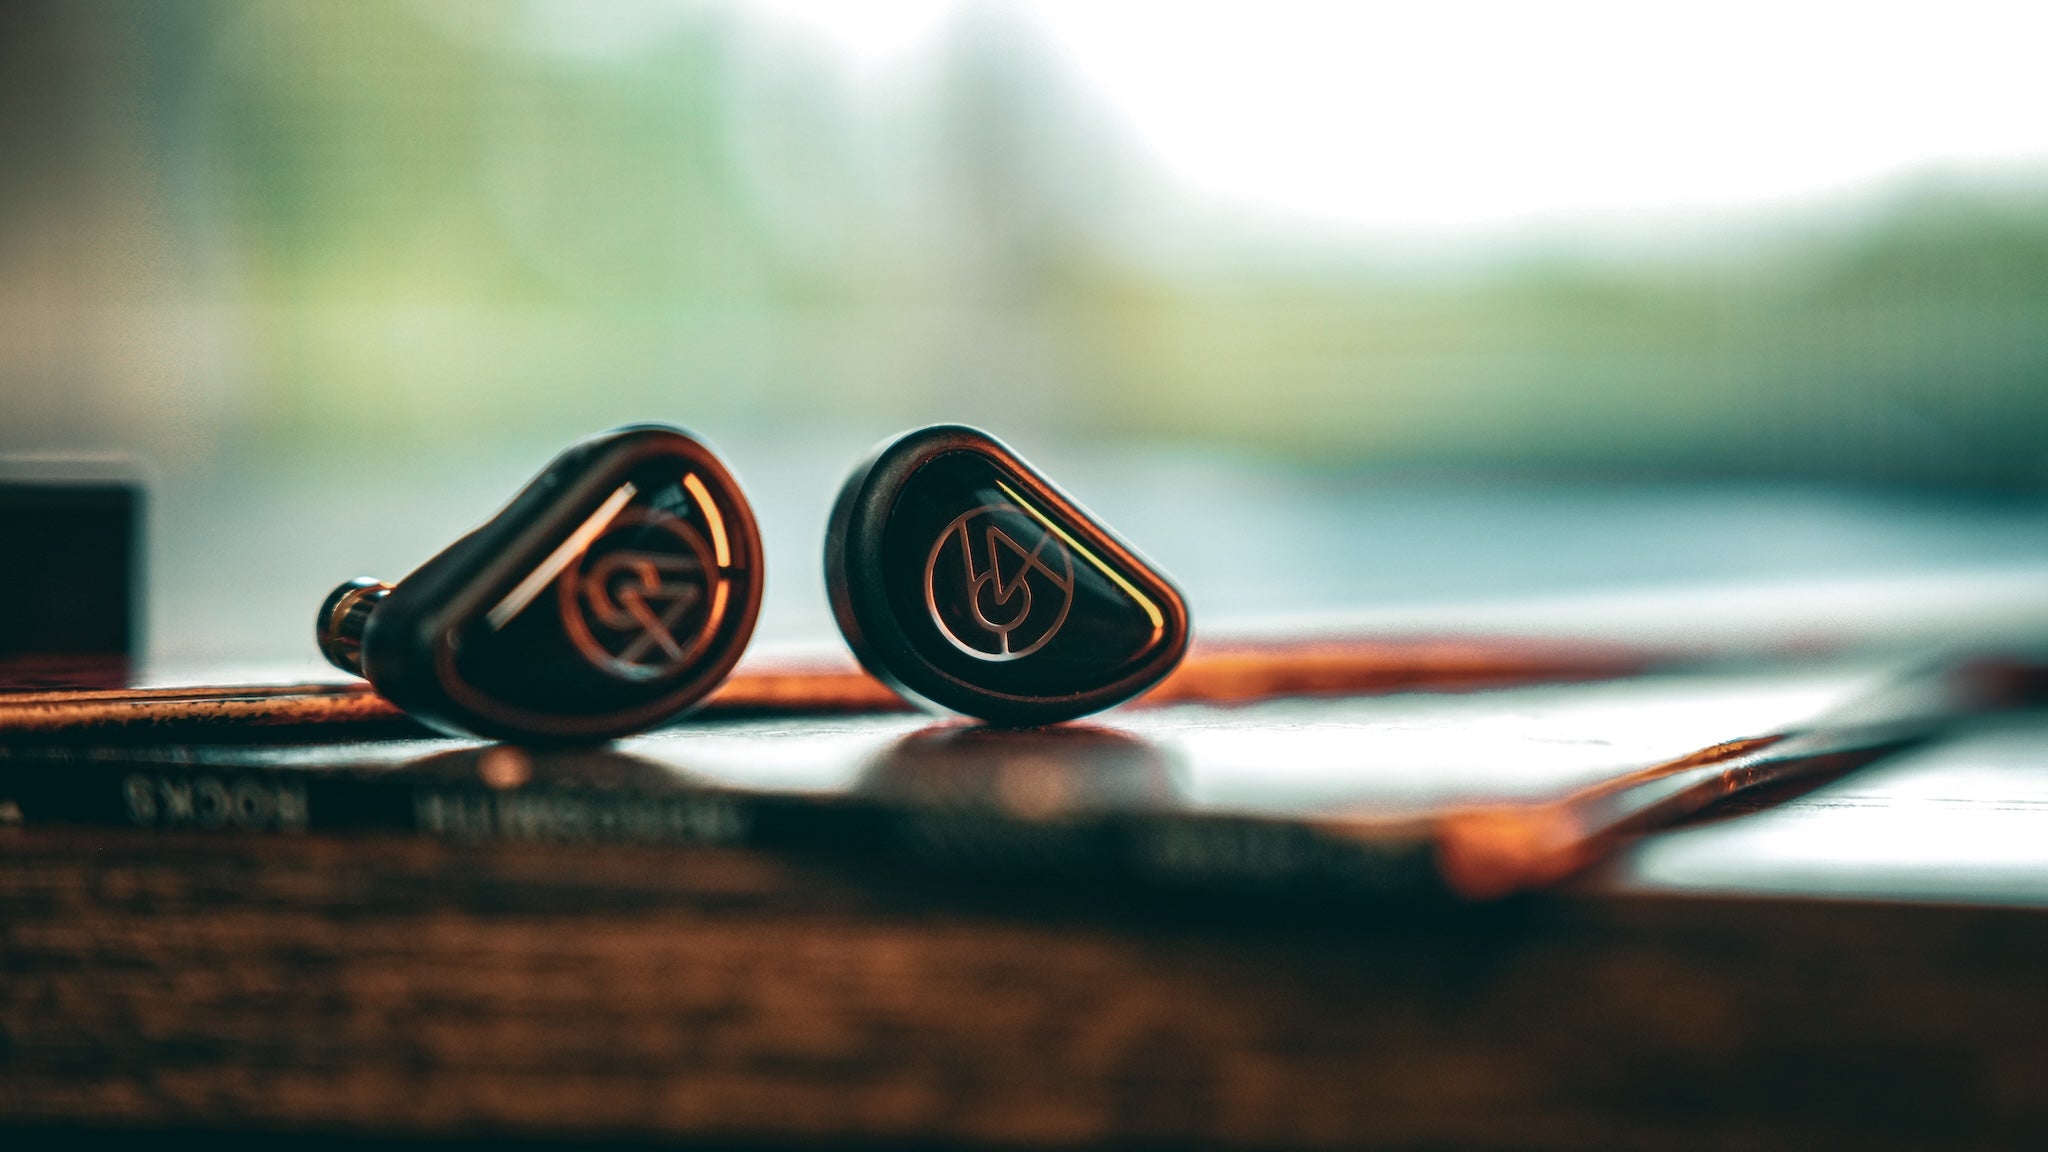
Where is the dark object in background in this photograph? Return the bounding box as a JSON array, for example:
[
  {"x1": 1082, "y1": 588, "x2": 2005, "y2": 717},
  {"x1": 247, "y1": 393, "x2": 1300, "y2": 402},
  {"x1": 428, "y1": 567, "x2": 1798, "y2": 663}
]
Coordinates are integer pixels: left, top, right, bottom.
[
  {"x1": 826, "y1": 424, "x2": 1189, "y2": 725},
  {"x1": 0, "y1": 462, "x2": 141, "y2": 689},
  {"x1": 317, "y1": 424, "x2": 763, "y2": 743}
]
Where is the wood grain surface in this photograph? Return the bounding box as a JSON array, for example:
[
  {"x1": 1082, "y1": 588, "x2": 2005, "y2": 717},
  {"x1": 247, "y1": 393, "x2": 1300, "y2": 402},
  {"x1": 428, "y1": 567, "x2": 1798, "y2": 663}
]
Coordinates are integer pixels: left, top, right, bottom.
[
  {"x1": 3, "y1": 826, "x2": 2046, "y2": 1149},
  {"x1": 6, "y1": 645, "x2": 2042, "y2": 1148}
]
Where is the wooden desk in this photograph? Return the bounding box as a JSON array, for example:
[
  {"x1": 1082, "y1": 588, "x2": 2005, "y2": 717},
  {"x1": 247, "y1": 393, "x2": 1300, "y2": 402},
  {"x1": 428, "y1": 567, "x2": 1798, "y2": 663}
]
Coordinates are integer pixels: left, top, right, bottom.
[{"x1": 4, "y1": 668, "x2": 2047, "y2": 1149}]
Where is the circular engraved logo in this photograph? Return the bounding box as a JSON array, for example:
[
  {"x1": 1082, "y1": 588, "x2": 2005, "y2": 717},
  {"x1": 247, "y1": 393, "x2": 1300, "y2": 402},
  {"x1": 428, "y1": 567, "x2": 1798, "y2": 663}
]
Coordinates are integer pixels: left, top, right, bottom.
[
  {"x1": 558, "y1": 510, "x2": 725, "y2": 681},
  {"x1": 924, "y1": 502, "x2": 1075, "y2": 661}
]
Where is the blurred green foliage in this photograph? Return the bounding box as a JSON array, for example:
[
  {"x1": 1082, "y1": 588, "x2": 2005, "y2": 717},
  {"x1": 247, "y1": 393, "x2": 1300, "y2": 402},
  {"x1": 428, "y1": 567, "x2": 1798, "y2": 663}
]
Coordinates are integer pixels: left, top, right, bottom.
[{"x1": 3, "y1": 0, "x2": 2045, "y2": 485}]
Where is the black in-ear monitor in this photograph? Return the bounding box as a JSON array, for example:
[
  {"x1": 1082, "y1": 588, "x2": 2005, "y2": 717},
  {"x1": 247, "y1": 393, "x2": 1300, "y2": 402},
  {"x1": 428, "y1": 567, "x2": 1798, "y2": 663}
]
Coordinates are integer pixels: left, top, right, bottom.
[
  {"x1": 825, "y1": 425, "x2": 1189, "y2": 725},
  {"x1": 317, "y1": 424, "x2": 763, "y2": 742}
]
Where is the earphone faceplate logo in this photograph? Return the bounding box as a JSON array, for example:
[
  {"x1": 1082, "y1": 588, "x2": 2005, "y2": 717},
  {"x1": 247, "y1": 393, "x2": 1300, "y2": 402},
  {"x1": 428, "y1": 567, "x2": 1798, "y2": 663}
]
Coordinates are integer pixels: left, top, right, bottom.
[
  {"x1": 559, "y1": 509, "x2": 726, "y2": 681},
  {"x1": 923, "y1": 502, "x2": 1074, "y2": 662}
]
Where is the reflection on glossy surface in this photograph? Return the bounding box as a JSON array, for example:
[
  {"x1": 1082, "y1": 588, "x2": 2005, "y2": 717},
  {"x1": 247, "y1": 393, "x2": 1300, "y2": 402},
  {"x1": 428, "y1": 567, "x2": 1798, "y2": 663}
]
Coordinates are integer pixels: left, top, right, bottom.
[
  {"x1": 1622, "y1": 715, "x2": 2048, "y2": 905},
  {"x1": 398, "y1": 743, "x2": 743, "y2": 846},
  {"x1": 626, "y1": 666, "x2": 1882, "y2": 817},
  {"x1": 860, "y1": 723, "x2": 1178, "y2": 817},
  {"x1": 33, "y1": 665, "x2": 1887, "y2": 831},
  {"x1": 402, "y1": 743, "x2": 709, "y2": 791}
]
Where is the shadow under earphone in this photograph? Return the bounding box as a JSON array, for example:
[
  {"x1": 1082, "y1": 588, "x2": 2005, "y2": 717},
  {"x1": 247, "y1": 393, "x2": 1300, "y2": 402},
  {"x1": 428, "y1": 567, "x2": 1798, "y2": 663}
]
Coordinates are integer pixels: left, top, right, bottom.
[{"x1": 856, "y1": 722, "x2": 1184, "y2": 818}]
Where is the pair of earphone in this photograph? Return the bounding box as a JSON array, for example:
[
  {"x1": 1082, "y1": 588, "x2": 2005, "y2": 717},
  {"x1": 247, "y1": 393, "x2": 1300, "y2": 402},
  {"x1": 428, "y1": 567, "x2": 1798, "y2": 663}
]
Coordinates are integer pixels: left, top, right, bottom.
[{"x1": 317, "y1": 424, "x2": 1189, "y2": 742}]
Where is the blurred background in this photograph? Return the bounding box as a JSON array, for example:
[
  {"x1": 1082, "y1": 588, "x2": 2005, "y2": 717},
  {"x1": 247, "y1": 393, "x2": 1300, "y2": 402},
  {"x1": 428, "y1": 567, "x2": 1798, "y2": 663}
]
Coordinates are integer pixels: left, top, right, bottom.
[{"x1": 4, "y1": 0, "x2": 2047, "y2": 670}]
